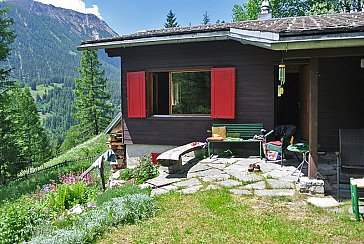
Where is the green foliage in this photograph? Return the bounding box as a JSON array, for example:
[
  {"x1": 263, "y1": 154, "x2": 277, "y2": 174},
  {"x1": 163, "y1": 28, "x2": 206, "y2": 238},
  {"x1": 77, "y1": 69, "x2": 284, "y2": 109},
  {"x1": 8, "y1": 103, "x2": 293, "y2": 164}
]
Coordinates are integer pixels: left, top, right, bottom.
[
  {"x1": 74, "y1": 49, "x2": 113, "y2": 138},
  {"x1": 164, "y1": 10, "x2": 179, "y2": 28},
  {"x1": 95, "y1": 184, "x2": 150, "y2": 206},
  {"x1": 119, "y1": 168, "x2": 135, "y2": 181},
  {"x1": 133, "y1": 156, "x2": 159, "y2": 184},
  {"x1": 0, "y1": 134, "x2": 108, "y2": 204},
  {"x1": 0, "y1": 4, "x2": 16, "y2": 94},
  {"x1": 0, "y1": 197, "x2": 55, "y2": 244},
  {"x1": 232, "y1": 0, "x2": 344, "y2": 22},
  {"x1": 202, "y1": 11, "x2": 211, "y2": 25},
  {"x1": 29, "y1": 193, "x2": 157, "y2": 244},
  {"x1": 48, "y1": 181, "x2": 89, "y2": 210},
  {"x1": 5, "y1": 1, "x2": 121, "y2": 149},
  {"x1": 59, "y1": 124, "x2": 90, "y2": 153}
]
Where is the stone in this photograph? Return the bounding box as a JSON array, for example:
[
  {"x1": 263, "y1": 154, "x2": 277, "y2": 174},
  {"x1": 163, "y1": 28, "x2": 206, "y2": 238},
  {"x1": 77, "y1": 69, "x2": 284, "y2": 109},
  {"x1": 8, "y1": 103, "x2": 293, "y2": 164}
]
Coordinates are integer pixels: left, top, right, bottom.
[
  {"x1": 188, "y1": 168, "x2": 224, "y2": 178},
  {"x1": 67, "y1": 204, "x2": 84, "y2": 215},
  {"x1": 204, "y1": 184, "x2": 221, "y2": 190},
  {"x1": 161, "y1": 184, "x2": 179, "y2": 191},
  {"x1": 307, "y1": 197, "x2": 340, "y2": 208},
  {"x1": 200, "y1": 173, "x2": 230, "y2": 182},
  {"x1": 199, "y1": 158, "x2": 218, "y2": 164},
  {"x1": 208, "y1": 163, "x2": 227, "y2": 170},
  {"x1": 214, "y1": 179, "x2": 242, "y2": 188},
  {"x1": 218, "y1": 158, "x2": 239, "y2": 165},
  {"x1": 231, "y1": 173, "x2": 263, "y2": 183},
  {"x1": 296, "y1": 177, "x2": 325, "y2": 194},
  {"x1": 255, "y1": 189, "x2": 295, "y2": 197},
  {"x1": 263, "y1": 169, "x2": 292, "y2": 179},
  {"x1": 178, "y1": 185, "x2": 203, "y2": 194},
  {"x1": 188, "y1": 163, "x2": 211, "y2": 173},
  {"x1": 110, "y1": 170, "x2": 121, "y2": 179},
  {"x1": 174, "y1": 178, "x2": 201, "y2": 187},
  {"x1": 267, "y1": 179, "x2": 294, "y2": 189},
  {"x1": 109, "y1": 180, "x2": 125, "y2": 188},
  {"x1": 151, "y1": 188, "x2": 169, "y2": 196},
  {"x1": 224, "y1": 164, "x2": 249, "y2": 173},
  {"x1": 87, "y1": 201, "x2": 96, "y2": 209},
  {"x1": 146, "y1": 175, "x2": 183, "y2": 187},
  {"x1": 277, "y1": 175, "x2": 299, "y2": 183},
  {"x1": 139, "y1": 183, "x2": 153, "y2": 189},
  {"x1": 258, "y1": 162, "x2": 283, "y2": 173},
  {"x1": 229, "y1": 188, "x2": 252, "y2": 195},
  {"x1": 243, "y1": 181, "x2": 266, "y2": 190}
]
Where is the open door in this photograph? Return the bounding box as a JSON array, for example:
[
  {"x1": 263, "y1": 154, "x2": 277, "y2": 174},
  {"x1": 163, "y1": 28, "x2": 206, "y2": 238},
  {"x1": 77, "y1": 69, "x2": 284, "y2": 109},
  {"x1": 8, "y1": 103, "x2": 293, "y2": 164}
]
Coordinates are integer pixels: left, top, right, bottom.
[{"x1": 299, "y1": 65, "x2": 310, "y2": 140}]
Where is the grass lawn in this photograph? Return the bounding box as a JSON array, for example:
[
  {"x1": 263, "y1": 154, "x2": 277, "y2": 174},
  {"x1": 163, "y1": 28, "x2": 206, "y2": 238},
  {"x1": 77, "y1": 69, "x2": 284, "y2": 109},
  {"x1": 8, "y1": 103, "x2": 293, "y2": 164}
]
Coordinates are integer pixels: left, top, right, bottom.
[{"x1": 99, "y1": 189, "x2": 364, "y2": 243}]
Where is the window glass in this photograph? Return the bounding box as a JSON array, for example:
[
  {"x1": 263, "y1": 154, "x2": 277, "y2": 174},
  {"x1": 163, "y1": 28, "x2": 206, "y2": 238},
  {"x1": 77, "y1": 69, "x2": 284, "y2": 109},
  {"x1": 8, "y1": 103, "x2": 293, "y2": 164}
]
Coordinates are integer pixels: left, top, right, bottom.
[{"x1": 171, "y1": 71, "x2": 211, "y2": 115}]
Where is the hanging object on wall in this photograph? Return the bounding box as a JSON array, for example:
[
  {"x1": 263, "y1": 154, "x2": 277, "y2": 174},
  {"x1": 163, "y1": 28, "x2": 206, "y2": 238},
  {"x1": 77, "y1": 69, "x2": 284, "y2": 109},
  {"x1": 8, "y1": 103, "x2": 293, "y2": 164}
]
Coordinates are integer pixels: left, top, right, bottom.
[{"x1": 278, "y1": 63, "x2": 286, "y2": 97}]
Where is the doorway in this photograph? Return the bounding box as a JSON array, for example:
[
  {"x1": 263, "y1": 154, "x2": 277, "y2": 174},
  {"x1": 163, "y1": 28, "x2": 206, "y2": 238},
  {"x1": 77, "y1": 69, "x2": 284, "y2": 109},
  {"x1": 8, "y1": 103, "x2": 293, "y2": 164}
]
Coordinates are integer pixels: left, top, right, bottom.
[{"x1": 276, "y1": 64, "x2": 310, "y2": 140}]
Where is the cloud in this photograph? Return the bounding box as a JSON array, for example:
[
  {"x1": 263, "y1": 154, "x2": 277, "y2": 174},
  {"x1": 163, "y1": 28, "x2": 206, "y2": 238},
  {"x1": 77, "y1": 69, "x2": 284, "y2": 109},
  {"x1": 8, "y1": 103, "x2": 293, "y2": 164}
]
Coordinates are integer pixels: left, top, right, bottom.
[{"x1": 34, "y1": 0, "x2": 103, "y2": 19}]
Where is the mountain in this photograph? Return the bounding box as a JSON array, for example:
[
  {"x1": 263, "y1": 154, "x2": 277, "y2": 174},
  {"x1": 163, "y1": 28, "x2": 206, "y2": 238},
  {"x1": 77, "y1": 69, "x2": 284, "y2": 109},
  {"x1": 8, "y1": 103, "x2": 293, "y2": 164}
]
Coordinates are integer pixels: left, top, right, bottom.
[{"x1": 3, "y1": 0, "x2": 121, "y2": 149}]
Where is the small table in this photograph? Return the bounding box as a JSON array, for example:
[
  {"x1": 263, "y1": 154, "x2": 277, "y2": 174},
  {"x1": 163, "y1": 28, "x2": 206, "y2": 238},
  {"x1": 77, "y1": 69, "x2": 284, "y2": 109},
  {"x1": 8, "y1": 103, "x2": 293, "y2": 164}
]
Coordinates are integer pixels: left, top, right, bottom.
[
  {"x1": 350, "y1": 178, "x2": 364, "y2": 221},
  {"x1": 287, "y1": 143, "x2": 324, "y2": 182}
]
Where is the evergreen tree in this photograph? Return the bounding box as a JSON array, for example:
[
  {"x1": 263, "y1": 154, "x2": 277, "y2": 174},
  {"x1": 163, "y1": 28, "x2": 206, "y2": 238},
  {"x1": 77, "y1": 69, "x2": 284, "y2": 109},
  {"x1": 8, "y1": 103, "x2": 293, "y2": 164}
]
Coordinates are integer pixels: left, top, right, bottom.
[
  {"x1": 0, "y1": 5, "x2": 16, "y2": 94},
  {"x1": 0, "y1": 5, "x2": 17, "y2": 183},
  {"x1": 232, "y1": 0, "x2": 344, "y2": 22},
  {"x1": 73, "y1": 49, "x2": 112, "y2": 141},
  {"x1": 164, "y1": 10, "x2": 179, "y2": 28},
  {"x1": 202, "y1": 11, "x2": 211, "y2": 25}
]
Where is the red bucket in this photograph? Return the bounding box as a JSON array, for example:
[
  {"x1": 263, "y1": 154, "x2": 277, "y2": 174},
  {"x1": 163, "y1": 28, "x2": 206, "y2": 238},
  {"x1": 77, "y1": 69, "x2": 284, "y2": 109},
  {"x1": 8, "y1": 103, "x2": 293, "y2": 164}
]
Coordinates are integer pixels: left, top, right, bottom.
[{"x1": 151, "y1": 153, "x2": 160, "y2": 165}]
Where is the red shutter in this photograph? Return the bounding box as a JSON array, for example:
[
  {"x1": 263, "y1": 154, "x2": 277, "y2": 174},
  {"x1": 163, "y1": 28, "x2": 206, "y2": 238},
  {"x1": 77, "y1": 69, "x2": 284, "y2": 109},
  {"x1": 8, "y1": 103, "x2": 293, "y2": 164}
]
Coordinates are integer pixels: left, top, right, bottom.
[
  {"x1": 211, "y1": 67, "x2": 236, "y2": 119},
  {"x1": 127, "y1": 71, "x2": 146, "y2": 118}
]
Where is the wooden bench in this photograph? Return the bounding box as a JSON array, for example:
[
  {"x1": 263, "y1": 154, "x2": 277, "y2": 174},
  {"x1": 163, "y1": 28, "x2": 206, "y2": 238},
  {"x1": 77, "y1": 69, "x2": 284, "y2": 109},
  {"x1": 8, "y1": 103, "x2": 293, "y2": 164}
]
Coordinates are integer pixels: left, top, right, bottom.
[
  {"x1": 157, "y1": 142, "x2": 205, "y2": 173},
  {"x1": 207, "y1": 123, "x2": 264, "y2": 158}
]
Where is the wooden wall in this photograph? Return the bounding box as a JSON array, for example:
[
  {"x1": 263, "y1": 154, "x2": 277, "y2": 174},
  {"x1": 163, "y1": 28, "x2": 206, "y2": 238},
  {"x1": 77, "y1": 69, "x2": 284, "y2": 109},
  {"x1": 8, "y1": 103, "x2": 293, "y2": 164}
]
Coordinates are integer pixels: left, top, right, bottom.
[
  {"x1": 318, "y1": 56, "x2": 364, "y2": 151},
  {"x1": 107, "y1": 41, "x2": 278, "y2": 146}
]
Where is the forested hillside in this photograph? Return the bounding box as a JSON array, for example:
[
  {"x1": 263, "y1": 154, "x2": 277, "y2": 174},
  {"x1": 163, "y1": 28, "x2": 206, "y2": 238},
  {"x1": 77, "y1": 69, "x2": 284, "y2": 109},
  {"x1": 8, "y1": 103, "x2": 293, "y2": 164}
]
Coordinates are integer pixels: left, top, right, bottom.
[{"x1": 4, "y1": 0, "x2": 121, "y2": 149}]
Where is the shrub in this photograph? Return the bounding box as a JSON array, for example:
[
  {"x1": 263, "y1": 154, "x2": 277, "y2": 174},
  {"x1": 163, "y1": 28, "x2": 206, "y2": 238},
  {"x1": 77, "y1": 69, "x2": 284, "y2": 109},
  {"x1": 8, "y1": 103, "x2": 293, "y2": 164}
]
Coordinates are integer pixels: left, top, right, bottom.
[
  {"x1": 29, "y1": 193, "x2": 157, "y2": 244},
  {"x1": 119, "y1": 168, "x2": 134, "y2": 181},
  {"x1": 0, "y1": 197, "x2": 55, "y2": 244},
  {"x1": 48, "y1": 181, "x2": 96, "y2": 211},
  {"x1": 133, "y1": 155, "x2": 159, "y2": 184}
]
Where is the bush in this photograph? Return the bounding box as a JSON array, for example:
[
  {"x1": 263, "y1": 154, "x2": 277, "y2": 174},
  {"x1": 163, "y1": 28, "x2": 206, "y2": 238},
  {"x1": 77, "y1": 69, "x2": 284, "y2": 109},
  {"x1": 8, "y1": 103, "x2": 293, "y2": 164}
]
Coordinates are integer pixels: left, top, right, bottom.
[
  {"x1": 0, "y1": 197, "x2": 55, "y2": 244},
  {"x1": 133, "y1": 156, "x2": 159, "y2": 184},
  {"x1": 29, "y1": 193, "x2": 157, "y2": 244}
]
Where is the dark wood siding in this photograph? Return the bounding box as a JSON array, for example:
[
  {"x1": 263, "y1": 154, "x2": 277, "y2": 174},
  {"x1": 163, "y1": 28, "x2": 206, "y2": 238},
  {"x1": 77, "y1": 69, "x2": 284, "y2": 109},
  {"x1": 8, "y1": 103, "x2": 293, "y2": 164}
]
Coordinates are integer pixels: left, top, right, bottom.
[
  {"x1": 318, "y1": 56, "x2": 364, "y2": 151},
  {"x1": 109, "y1": 41, "x2": 277, "y2": 145}
]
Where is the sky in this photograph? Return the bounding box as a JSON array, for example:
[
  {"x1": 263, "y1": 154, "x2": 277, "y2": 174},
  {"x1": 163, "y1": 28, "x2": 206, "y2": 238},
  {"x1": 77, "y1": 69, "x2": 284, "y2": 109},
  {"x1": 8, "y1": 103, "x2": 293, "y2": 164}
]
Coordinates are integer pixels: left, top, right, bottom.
[{"x1": 34, "y1": 0, "x2": 247, "y2": 35}]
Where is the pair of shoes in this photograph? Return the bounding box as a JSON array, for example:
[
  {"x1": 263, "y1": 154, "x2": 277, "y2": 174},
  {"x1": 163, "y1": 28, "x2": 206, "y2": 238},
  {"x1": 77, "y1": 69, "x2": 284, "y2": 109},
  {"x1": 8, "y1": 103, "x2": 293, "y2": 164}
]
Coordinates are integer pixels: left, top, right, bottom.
[{"x1": 248, "y1": 163, "x2": 261, "y2": 172}]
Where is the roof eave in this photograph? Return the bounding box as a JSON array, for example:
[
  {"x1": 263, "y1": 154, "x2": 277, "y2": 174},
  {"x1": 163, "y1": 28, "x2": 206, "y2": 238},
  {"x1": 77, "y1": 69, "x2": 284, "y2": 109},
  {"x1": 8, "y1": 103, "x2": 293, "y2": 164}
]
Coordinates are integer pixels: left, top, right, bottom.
[{"x1": 77, "y1": 31, "x2": 230, "y2": 51}]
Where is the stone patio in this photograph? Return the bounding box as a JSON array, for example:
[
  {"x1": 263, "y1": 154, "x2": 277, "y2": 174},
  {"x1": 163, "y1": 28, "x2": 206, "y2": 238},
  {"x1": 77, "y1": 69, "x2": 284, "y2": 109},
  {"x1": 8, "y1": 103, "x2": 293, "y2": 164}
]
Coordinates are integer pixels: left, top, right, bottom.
[{"x1": 144, "y1": 155, "x2": 307, "y2": 197}]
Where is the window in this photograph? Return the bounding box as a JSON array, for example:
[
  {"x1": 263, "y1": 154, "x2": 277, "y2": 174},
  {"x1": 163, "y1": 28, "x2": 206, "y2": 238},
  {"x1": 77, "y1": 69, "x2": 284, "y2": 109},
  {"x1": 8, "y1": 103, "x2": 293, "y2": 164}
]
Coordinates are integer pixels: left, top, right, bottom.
[
  {"x1": 127, "y1": 67, "x2": 235, "y2": 119},
  {"x1": 150, "y1": 70, "x2": 211, "y2": 116}
]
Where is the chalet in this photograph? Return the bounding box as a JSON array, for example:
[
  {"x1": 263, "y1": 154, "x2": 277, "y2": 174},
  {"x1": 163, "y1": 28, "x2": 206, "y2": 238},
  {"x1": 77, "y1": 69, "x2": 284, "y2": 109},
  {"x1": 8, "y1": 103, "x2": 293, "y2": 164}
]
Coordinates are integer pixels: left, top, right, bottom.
[{"x1": 78, "y1": 10, "x2": 364, "y2": 178}]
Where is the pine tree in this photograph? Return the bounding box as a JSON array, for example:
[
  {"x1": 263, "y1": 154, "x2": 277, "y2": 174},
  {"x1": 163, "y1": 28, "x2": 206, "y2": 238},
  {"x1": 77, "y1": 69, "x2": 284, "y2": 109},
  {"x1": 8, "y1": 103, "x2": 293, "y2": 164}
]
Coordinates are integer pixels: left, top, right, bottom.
[
  {"x1": 0, "y1": 6, "x2": 16, "y2": 94},
  {"x1": 164, "y1": 10, "x2": 179, "y2": 28},
  {"x1": 202, "y1": 11, "x2": 211, "y2": 25},
  {"x1": 0, "y1": 5, "x2": 17, "y2": 183},
  {"x1": 73, "y1": 49, "x2": 113, "y2": 140}
]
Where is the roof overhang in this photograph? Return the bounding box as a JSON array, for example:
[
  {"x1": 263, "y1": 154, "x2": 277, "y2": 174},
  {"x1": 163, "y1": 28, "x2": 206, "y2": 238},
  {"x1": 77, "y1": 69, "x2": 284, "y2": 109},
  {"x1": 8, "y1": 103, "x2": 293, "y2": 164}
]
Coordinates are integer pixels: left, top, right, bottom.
[{"x1": 78, "y1": 28, "x2": 364, "y2": 51}]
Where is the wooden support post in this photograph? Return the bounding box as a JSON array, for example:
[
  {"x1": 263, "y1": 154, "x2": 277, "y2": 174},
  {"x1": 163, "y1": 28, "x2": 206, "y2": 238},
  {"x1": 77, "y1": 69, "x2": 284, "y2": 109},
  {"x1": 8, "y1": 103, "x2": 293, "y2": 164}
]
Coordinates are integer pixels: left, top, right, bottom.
[
  {"x1": 100, "y1": 157, "x2": 106, "y2": 191},
  {"x1": 309, "y1": 57, "x2": 318, "y2": 179}
]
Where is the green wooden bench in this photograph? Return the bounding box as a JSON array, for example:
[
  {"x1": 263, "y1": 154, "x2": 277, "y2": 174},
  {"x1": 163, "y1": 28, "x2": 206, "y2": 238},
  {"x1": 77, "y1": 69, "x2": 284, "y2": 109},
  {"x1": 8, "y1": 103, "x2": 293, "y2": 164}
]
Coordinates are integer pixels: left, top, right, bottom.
[{"x1": 207, "y1": 123, "x2": 264, "y2": 158}]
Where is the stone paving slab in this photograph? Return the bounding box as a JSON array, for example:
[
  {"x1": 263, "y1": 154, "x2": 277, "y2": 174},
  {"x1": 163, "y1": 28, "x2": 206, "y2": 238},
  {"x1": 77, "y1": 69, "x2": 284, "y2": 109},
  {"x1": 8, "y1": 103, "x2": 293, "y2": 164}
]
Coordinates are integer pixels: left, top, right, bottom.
[
  {"x1": 230, "y1": 188, "x2": 252, "y2": 195},
  {"x1": 177, "y1": 185, "x2": 203, "y2": 194},
  {"x1": 200, "y1": 173, "x2": 230, "y2": 182},
  {"x1": 255, "y1": 189, "x2": 295, "y2": 197},
  {"x1": 224, "y1": 164, "x2": 249, "y2": 173},
  {"x1": 199, "y1": 158, "x2": 218, "y2": 164},
  {"x1": 188, "y1": 168, "x2": 224, "y2": 178},
  {"x1": 263, "y1": 169, "x2": 294, "y2": 179},
  {"x1": 146, "y1": 176, "x2": 183, "y2": 187},
  {"x1": 151, "y1": 188, "x2": 169, "y2": 196},
  {"x1": 243, "y1": 181, "x2": 266, "y2": 190},
  {"x1": 267, "y1": 179, "x2": 294, "y2": 189},
  {"x1": 214, "y1": 179, "x2": 242, "y2": 188},
  {"x1": 204, "y1": 184, "x2": 221, "y2": 190},
  {"x1": 217, "y1": 158, "x2": 239, "y2": 165},
  {"x1": 188, "y1": 163, "x2": 212, "y2": 173},
  {"x1": 234, "y1": 158, "x2": 264, "y2": 166},
  {"x1": 174, "y1": 178, "x2": 201, "y2": 187},
  {"x1": 307, "y1": 197, "x2": 340, "y2": 208},
  {"x1": 161, "y1": 185, "x2": 179, "y2": 191},
  {"x1": 230, "y1": 172, "x2": 263, "y2": 183},
  {"x1": 207, "y1": 163, "x2": 228, "y2": 170}
]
